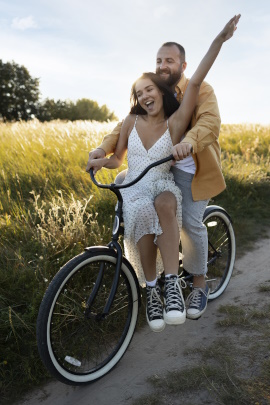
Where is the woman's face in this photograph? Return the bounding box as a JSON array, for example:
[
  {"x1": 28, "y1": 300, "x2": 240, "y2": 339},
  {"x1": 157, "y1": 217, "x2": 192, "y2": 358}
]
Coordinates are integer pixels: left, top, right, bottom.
[{"x1": 135, "y1": 78, "x2": 164, "y2": 116}]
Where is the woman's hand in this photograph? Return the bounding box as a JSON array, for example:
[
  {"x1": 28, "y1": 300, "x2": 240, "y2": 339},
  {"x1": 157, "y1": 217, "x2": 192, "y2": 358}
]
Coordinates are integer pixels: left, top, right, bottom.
[{"x1": 219, "y1": 14, "x2": 241, "y2": 42}]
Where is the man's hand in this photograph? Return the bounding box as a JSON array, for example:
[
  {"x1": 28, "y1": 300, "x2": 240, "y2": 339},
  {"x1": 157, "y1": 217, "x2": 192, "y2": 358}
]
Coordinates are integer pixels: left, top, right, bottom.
[
  {"x1": 172, "y1": 142, "x2": 193, "y2": 161},
  {"x1": 86, "y1": 148, "x2": 106, "y2": 172},
  {"x1": 86, "y1": 158, "x2": 106, "y2": 175}
]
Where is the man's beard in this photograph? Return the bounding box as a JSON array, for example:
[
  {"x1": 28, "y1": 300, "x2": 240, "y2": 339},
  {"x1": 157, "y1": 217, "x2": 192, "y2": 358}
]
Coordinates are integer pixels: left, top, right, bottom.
[{"x1": 156, "y1": 68, "x2": 182, "y2": 87}]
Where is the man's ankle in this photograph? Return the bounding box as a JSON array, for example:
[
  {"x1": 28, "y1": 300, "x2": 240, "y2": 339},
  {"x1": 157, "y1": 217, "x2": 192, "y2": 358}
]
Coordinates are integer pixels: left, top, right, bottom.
[{"x1": 192, "y1": 275, "x2": 206, "y2": 289}]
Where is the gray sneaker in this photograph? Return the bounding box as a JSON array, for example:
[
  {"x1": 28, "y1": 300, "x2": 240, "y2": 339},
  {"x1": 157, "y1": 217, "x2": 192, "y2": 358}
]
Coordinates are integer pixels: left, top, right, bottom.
[
  {"x1": 186, "y1": 284, "x2": 210, "y2": 320},
  {"x1": 146, "y1": 284, "x2": 165, "y2": 332}
]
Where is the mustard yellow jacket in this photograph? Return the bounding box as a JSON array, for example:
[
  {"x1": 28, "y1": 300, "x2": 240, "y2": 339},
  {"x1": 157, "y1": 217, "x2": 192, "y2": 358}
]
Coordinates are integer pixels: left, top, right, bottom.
[{"x1": 98, "y1": 74, "x2": 226, "y2": 201}]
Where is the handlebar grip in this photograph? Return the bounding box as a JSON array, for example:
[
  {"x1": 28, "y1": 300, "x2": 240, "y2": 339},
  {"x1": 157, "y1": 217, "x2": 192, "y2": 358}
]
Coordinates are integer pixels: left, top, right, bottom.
[
  {"x1": 89, "y1": 168, "x2": 107, "y2": 188},
  {"x1": 89, "y1": 168, "x2": 96, "y2": 183}
]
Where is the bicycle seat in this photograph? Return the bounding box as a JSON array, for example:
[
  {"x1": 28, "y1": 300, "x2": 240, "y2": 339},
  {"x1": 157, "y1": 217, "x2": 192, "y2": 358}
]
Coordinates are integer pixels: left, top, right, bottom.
[{"x1": 114, "y1": 169, "x2": 127, "y2": 185}]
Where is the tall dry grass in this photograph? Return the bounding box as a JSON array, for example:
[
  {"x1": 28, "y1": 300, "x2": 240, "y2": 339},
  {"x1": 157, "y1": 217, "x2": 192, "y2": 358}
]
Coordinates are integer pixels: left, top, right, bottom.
[
  {"x1": 215, "y1": 124, "x2": 270, "y2": 248},
  {"x1": 0, "y1": 120, "x2": 269, "y2": 402},
  {"x1": 0, "y1": 120, "x2": 119, "y2": 402}
]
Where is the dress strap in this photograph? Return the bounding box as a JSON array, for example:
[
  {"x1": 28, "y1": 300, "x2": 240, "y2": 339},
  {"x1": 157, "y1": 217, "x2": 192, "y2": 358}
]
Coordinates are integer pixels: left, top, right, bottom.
[
  {"x1": 166, "y1": 119, "x2": 169, "y2": 129},
  {"x1": 134, "y1": 115, "x2": 138, "y2": 127}
]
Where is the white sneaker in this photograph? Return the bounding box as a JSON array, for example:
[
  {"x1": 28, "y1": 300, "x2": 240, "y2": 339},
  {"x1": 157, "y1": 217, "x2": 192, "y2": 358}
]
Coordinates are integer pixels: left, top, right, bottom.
[{"x1": 163, "y1": 275, "x2": 186, "y2": 325}]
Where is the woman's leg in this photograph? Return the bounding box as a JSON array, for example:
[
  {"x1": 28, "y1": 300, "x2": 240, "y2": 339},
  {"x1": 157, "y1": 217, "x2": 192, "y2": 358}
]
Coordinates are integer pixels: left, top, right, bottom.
[
  {"x1": 137, "y1": 234, "x2": 165, "y2": 332},
  {"x1": 154, "y1": 191, "x2": 186, "y2": 325},
  {"x1": 137, "y1": 234, "x2": 157, "y2": 282},
  {"x1": 154, "y1": 191, "x2": 180, "y2": 275}
]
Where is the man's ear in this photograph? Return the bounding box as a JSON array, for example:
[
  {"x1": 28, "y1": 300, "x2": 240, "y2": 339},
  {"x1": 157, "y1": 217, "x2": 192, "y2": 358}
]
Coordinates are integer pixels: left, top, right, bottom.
[{"x1": 182, "y1": 61, "x2": 187, "y2": 73}]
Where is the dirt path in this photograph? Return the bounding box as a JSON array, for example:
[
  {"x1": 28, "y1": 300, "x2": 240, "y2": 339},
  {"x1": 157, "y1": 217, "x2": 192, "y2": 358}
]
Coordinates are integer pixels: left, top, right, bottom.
[{"x1": 19, "y1": 233, "x2": 270, "y2": 405}]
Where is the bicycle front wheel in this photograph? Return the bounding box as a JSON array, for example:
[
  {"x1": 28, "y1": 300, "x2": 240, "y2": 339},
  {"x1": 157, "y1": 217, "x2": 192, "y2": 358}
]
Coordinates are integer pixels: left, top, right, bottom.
[
  {"x1": 203, "y1": 206, "x2": 236, "y2": 300},
  {"x1": 37, "y1": 249, "x2": 140, "y2": 385}
]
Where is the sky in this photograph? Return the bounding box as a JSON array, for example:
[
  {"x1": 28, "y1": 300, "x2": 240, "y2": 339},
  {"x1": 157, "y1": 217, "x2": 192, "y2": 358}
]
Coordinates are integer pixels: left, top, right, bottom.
[{"x1": 1, "y1": 0, "x2": 269, "y2": 124}]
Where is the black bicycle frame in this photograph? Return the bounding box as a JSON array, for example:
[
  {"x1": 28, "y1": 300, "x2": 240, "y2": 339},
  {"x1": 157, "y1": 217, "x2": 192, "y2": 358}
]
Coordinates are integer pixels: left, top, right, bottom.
[{"x1": 87, "y1": 154, "x2": 174, "y2": 319}]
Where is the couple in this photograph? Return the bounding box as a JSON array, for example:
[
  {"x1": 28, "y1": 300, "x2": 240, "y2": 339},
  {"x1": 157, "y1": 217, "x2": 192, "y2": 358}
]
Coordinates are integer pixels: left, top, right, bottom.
[{"x1": 86, "y1": 15, "x2": 241, "y2": 332}]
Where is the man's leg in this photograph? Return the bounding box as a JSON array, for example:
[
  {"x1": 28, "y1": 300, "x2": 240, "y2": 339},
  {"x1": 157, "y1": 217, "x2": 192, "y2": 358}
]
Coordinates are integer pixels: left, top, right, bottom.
[
  {"x1": 170, "y1": 166, "x2": 209, "y2": 319},
  {"x1": 170, "y1": 167, "x2": 208, "y2": 277}
]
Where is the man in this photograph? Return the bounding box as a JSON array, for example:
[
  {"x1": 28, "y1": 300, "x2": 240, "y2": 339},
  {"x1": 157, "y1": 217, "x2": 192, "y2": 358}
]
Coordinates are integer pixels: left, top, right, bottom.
[{"x1": 86, "y1": 42, "x2": 226, "y2": 319}]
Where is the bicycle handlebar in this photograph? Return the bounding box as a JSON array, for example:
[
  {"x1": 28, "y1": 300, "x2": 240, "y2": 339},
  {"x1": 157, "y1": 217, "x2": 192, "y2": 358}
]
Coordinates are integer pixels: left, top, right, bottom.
[{"x1": 89, "y1": 154, "x2": 174, "y2": 190}]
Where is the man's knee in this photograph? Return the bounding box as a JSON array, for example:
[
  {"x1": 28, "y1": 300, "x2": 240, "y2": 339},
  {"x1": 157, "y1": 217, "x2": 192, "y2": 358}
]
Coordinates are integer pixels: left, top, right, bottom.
[
  {"x1": 182, "y1": 200, "x2": 207, "y2": 231},
  {"x1": 154, "y1": 192, "x2": 176, "y2": 215},
  {"x1": 182, "y1": 215, "x2": 207, "y2": 236}
]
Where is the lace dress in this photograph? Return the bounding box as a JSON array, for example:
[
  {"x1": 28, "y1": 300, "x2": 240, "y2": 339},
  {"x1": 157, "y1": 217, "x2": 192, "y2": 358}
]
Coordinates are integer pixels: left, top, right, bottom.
[{"x1": 120, "y1": 117, "x2": 182, "y2": 285}]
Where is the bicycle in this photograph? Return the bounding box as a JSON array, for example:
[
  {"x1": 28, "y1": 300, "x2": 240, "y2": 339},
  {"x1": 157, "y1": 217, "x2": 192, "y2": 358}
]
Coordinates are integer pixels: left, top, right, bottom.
[{"x1": 36, "y1": 155, "x2": 236, "y2": 385}]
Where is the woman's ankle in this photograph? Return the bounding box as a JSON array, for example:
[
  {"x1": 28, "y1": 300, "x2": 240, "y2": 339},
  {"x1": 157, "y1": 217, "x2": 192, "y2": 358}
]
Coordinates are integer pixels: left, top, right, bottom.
[{"x1": 145, "y1": 278, "x2": 157, "y2": 287}]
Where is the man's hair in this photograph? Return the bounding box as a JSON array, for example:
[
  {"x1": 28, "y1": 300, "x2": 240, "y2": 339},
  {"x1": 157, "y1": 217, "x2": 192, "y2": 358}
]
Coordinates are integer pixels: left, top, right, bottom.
[
  {"x1": 129, "y1": 72, "x2": 180, "y2": 117},
  {"x1": 161, "y1": 42, "x2": 186, "y2": 62}
]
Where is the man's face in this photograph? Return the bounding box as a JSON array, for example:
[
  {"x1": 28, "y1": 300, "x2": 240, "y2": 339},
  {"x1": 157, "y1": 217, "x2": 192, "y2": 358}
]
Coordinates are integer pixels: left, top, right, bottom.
[{"x1": 156, "y1": 45, "x2": 186, "y2": 88}]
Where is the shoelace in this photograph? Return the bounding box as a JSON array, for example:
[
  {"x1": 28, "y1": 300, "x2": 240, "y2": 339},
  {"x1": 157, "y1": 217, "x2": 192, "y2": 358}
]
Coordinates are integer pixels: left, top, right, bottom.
[
  {"x1": 186, "y1": 287, "x2": 208, "y2": 308},
  {"x1": 165, "y1": 277, "x2": 186, "y2": 311},
  {"x1": 147, "y1": 287, "x2": 163, "y2": 318}
]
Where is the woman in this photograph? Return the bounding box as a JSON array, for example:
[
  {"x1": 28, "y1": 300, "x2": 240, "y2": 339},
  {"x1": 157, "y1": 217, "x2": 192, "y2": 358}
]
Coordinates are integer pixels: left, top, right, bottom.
[{"x1": 87, "y1": 15, "x2": 241, "y2": 332}]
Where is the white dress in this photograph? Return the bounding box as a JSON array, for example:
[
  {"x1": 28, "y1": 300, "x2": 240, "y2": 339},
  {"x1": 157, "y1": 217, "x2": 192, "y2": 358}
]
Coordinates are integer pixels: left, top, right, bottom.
[{"x1": 120, "y1": 117, "x2": 182, "y2": 285}]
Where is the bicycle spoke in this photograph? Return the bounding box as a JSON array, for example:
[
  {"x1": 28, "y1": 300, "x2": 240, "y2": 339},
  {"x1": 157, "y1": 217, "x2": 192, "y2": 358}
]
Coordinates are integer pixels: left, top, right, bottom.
[
  {"x1": 204, "y1": 212, "x2": 234, "y2": 298},
  {"x1": 47, "y1": 259, "x2": 134, "y2": 375}
]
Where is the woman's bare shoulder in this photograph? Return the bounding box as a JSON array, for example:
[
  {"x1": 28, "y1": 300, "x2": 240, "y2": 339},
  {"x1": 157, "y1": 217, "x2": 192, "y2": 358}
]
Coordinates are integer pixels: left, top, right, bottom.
[{"x1": 123, "y1": 114, "x2": 136, "y2": 125}]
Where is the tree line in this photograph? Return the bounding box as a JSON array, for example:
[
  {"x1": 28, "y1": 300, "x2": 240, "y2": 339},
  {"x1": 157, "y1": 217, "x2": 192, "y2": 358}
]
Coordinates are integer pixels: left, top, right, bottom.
[{"x1": 0, "y1": 60, "x2": 117, "y2": 122}]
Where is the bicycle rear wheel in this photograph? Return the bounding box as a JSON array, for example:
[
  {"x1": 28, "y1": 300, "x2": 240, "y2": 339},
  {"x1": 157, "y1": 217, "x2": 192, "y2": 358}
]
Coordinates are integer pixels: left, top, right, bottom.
[
  {"x1": 37, "y1": 249, "x2": 139, "y2": 385},
  {"x1": 203, "y1": 206, "x2": 236, "y2": 300}
]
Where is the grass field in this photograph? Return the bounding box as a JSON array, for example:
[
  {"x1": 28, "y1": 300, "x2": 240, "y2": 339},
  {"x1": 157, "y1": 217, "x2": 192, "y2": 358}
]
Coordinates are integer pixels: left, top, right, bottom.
[{"x1": 0, "y1": 120, "x2": 269, "y2": 403}]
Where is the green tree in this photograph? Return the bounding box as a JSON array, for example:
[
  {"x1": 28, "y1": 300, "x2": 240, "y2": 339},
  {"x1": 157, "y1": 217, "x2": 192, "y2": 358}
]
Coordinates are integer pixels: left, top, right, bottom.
[
  {"x1": 73, "y1": 98, "x2": 117, "y2": 121},
  {"x1": 74, "y1": 99, "x2": 99, "y2": 120},
  {"x1": 37, "y1": 97, "x2": 117, "y2": 122},
  {"x1": 0, "y1": 60, "x2": 40, "y2": 121},
  {"x1": 37, "y1": 99, "x2": 75, "y2": 121}
]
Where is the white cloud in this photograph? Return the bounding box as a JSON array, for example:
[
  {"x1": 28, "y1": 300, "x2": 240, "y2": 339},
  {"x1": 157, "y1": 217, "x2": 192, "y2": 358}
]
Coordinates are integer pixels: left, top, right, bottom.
[
  {"x1": 11, "y1": 15, "x2": 37, "y2": 30},
  {"x1": 1, "y1": 0, "x2": 269, "y2": 124}
]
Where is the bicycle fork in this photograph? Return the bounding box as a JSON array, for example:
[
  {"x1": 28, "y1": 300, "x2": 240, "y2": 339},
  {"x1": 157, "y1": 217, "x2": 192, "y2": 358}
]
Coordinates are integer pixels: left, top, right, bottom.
[{"x1": 85, "y1": 195, "x2": 124, "y2": 321}]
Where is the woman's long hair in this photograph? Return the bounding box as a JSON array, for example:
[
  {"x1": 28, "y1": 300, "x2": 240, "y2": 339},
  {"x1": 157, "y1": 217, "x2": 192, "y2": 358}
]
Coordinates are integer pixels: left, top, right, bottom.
[{"x1": 130, "y1": 72, "x2": 180, "y2": 118}]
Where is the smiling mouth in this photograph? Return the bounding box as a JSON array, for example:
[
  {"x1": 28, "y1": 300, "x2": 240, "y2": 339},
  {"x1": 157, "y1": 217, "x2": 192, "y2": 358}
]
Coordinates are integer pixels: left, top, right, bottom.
[
  {"x1": 158, "y1": 68, "x2": 170, "y2": 75},
  {"x1": 159, "y1": 73, "x2": 170, "y2": 81},
  {"x1": 145, "y1": 101, "x2": 154, "y2": 109}
]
